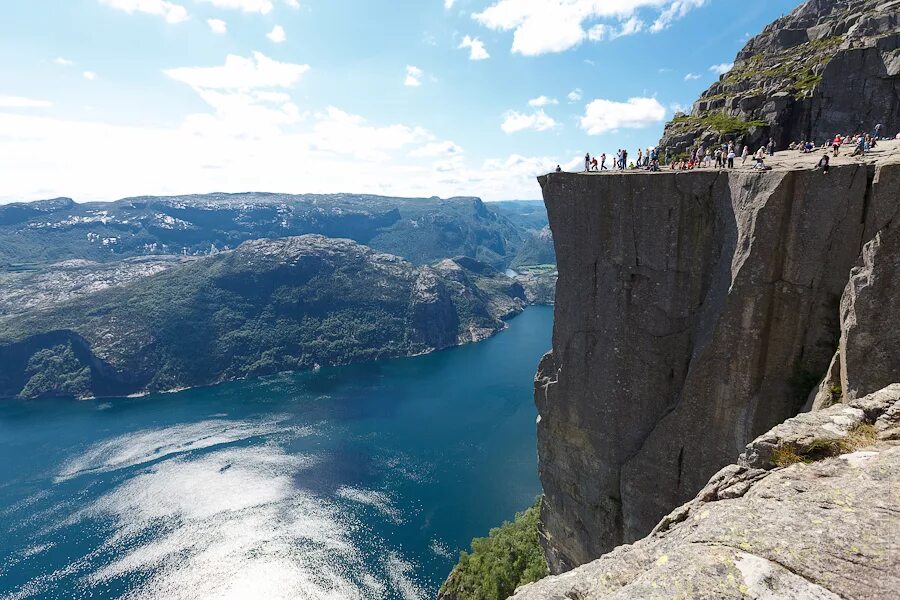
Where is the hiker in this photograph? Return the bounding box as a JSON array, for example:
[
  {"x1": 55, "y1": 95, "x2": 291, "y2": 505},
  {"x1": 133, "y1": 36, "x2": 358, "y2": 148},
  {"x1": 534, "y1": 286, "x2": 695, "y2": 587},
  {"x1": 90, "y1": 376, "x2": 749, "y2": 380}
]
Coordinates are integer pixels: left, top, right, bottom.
[
  {"x1": 767, "y1": 138, "x2": 775, "y2": 156},
  {"x1": 600, "y1": 153, "x2": 607, "y2": 170},
  {"x1": 591, "y1": 156, "x2": 599, "y2": 171},
  {"x1": 741, "y1": 144, "x2": 750, "y2": 165},
  {"x1": 727, "y1": 147, "x2": 736, "y2": 168},
  {"x1": 664, "y1": 147, "x2": 670, "y2": 165},
  {"x1": 832, "y1": 134, "x2": 842, "y2": 156},
  {"x1": 636, "y1": 149, "x2": 643, "y2": 168},
  {"x1": 851, "y1": 135, "x2": 865, "y2": 157},
  {"x1": 555, "y1": 165, "x2": 562, "y2": 173},
  {"x1": 816, "y1": 154, "x2": 830, "y2": 175},
  {"x1": 621, "y1": 149, "x2": 628, "y2": 169},
  {"x1": 874, "y1": 123, "x2": 882, "y2": 139},
  {"x1": 754, "y1": 146, "x2": 766, "y2": 169},
  {"x1": 714, "y1": 148, "x2": 723, "y2": 168},
  {"x1": 584, "y1": 153, "x2": 591, "y2": 172}
]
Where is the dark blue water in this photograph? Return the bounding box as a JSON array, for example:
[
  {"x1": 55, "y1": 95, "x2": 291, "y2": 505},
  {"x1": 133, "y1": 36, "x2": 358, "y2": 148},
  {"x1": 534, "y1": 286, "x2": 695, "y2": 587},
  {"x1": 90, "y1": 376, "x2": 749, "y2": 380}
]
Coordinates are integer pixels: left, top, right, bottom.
[{"x1": 0, "y1": 307, "x2": 553, "y2": 600}]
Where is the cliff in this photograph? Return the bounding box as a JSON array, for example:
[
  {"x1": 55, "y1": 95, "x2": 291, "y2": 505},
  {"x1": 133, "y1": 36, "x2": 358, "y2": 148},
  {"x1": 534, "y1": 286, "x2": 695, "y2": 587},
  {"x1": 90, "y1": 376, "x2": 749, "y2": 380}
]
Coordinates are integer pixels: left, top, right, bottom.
[
  {"x1": 512, "y1": 384, "x2": 900, "y2": 599},
  {"x1": 535, "y1": 143, "x2": 900, "y2": 572},
  {"x1": 0, "y1": 235, "x2": 525, "y2": 399},
  {"x1": 659, "y1": 0, "x2": 899, "y2": 153}
]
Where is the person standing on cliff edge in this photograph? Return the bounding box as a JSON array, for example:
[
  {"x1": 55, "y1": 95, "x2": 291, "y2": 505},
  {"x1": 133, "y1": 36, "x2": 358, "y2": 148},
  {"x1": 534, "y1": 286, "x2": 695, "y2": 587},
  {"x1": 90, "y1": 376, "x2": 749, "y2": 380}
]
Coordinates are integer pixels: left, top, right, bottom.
[{"x1": 584, "y1": 153, "x2": 591, "y2": 172}]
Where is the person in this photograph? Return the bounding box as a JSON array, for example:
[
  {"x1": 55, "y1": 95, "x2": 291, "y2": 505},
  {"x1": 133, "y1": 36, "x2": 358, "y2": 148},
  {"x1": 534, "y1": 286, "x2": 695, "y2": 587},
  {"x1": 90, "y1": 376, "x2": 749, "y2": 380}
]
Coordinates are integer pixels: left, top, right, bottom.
[
  {"x1": 741, "y1": 144, "x2": 750, "y2": 165},
  {"x1": 622, "y1": 149, "x2": 628, "y2": 169},
  {"x1": 600, "y1": 152, "x2": 607, "y2": 170},
  {"x1": 555, "y1": 165, "x2": 562, "y2": 173},
  {"x1": 816, "y1": 154, "x2": 830, "y2": 175},
  {"x1": 768, "y1": 138, "x2": 775, "y2": 156},
  {"x1": 591, "y1": 156, "x2": 599, "y2": 171},
  {"x1": 584, "y1": 153, "x2": 591, "y2": 172},
  {"x1": 874, "y1": 123, "x2": 882, "y2": 140},
  {"x1": 714, "y1": 148, "x2": 723, "y2": 168},
  {"x1": 754, "y1": 146, "x2": 766, "y2": 169},
  {"x1": 851, "y1": 135, "x2": 866, "y2": 157},
  {"x1": 636, "y1": 149, "x2": 643, "y2": 168},
  {"x1": 664, "y1": 147, "x2": 670, "y2": 165},
  {"x1": 832, "y1": 134, "x2": 842, "y2": 156},
  {"x1": 727, "y1": 147, "x2": 736, "y2": 169}
]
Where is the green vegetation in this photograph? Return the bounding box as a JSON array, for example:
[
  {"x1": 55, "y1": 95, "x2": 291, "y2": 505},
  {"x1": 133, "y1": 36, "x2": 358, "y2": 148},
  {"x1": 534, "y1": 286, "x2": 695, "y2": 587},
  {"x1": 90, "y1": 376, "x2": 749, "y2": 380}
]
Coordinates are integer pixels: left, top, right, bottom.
[
  {"x1": 439, "y1": 498, "x2": 549, "y2": 600},
  {"x1": 672, "y1": 113, "x2": 768, "y2": 135},
  {"x1": 771, "y1": 423, "x2": 879, "y2": 467},
  {"x1": 0, "y1": 238, "x2": 520, "y2": 398},
  {"x1": 20, "y1": 343, "x2": 91, "y2": 399}
]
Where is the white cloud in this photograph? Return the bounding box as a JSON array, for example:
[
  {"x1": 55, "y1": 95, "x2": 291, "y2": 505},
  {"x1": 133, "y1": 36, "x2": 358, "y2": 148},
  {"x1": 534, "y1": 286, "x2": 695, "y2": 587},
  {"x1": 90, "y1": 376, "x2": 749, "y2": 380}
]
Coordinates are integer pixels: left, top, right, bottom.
[
  {"x1": 54, "y1": 57, "x2": 74, "y2": 67},
  {"x1": 284, "y1": 0, "x2": 300, "y2": 7},
  {"x1": 83, "y1": 71, "x2": 98, "y2": 80},
  {"x1": 528, "y1": 96, "x2": 558, "y2": 107},
  {"x1": 650, "y1": 0, "x2": 708, "y2": 33},
  {"x1": 98, "y1": 0, "x2": 188, "y2": 23},
  {"x1": 567, "y1": 88, "x2": 583, "y2": 103},
  {"x1": 669, "y1": 102, "x2": 688, "y2": 113},
  {"x1": 501, "y1": 109, "x2": 556, "y2": 133},
  {"x1": 404, "y1": 65, "x2": 423, "y2": 87},
  {"x1": 684, "y1": 72, "x2": 701, "y2": 80},
  {"x1": 195, "y1": 0, "x2": 273, "y2": 13},
  {"x1": 579, "y1": 97, "x2": 666, "y2": 134},
  {"x1": 0, "y1": 95, "x2": 53, "y2": 109},
  {"x1": 207, "y1": 18, "x2": 227, "y2": 34},
  {"x1": 164, "y1": 52, "x2": 309, "y2": 90},
  {"x1": 267, "y1": 25, "x2": 286, "y2": 43},
  {"x1": 409, "y1": 140, "x2": 463, "y2": 158},
  {"x1": 709, "y1": 62, "x2": 734, "y2": 75},
  {"x1": 444, "y1": 0, "x2": 455, "y2": 8},
  {"x1": 458, "y1": 35, "x2": 490, "y2": 60},
  {"x1": 473, "y1": 0, "x2": 709, "y2": 56}
]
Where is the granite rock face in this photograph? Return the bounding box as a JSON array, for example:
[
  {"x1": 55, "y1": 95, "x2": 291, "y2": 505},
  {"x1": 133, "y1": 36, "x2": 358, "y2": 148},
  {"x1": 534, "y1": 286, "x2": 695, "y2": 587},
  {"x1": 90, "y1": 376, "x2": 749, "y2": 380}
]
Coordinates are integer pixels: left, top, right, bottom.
[
  {"x1": 659, "y1": 0, "x2": 900, "y2": 154},
  {"x1": 512, "y1": 384, "x2": 900, "y2": 600},
  {"x1": 535, "y1": 156, "x2": 900, "y2": 571}
]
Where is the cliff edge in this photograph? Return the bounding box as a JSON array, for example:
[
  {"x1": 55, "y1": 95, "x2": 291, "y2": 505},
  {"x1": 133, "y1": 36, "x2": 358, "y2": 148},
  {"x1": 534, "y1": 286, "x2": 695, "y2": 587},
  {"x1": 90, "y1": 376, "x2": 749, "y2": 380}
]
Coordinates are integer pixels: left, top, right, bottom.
[{"x1": 535, "y1": 142, "x2": 900, "y2": 572}]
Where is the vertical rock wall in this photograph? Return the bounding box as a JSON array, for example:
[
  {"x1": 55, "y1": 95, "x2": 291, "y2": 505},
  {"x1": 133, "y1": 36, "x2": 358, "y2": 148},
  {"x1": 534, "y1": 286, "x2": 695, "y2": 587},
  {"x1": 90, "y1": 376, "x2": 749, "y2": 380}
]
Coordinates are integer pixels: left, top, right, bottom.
[{"x1": 536, "y1": 161, "x2": 899, "y2": 572}]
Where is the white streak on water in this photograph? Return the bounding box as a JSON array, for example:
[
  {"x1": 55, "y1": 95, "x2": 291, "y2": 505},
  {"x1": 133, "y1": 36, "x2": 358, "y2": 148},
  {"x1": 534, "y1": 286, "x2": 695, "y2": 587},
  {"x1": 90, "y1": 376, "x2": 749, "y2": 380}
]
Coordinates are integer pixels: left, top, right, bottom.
[
  {"x1": 3, "y1": 418, "x2": 428, "y2": 600},
  {"x1": 55, "y1": 418, "x2": 307, "y2": 482}
]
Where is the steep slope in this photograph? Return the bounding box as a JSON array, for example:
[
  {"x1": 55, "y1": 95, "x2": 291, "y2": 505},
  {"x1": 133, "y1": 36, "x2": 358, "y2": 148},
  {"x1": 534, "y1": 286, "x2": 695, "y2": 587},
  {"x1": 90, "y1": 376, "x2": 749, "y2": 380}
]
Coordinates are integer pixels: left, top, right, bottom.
[
  {"x1": 0, "y1": 193, "x2": 526, "y2": 270},
  {"x1": 535, "y1": 147, "x2": 900, "y2": 571},
  {"x1": 659, "y1": 0, "x2": 899, "y2": 153},
  {"x1": 512, "y1": 384, "x2": 900, "y2": 599},
  {"x1": 0, "y1": 235, "x2": 525, "y2": 399}
]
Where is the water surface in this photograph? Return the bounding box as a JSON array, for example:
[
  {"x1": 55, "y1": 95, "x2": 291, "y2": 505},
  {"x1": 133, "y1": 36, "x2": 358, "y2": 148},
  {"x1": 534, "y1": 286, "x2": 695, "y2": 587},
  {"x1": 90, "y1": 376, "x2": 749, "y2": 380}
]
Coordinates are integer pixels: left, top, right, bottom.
[{"x1": 0, "y1": 306, "x2": 553, "y2": 600}]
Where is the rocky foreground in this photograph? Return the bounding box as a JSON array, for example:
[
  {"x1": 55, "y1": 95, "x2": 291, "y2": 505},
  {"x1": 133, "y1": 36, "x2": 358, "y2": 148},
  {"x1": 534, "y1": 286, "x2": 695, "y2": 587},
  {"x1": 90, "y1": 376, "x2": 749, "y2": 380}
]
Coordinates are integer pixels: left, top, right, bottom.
[{"x1": 512, "y1": 384, "x2": 900, "y2": 599}]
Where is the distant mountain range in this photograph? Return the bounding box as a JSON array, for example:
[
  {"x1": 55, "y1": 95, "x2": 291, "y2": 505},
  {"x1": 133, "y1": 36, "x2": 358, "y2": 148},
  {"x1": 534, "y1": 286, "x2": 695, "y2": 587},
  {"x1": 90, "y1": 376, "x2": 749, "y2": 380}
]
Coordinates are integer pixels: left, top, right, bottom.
[
  {"x1": 0, "y1": 193, "x2": 553, "y2": 271},
  {"x1": 0, "y1": 194, "x2": 556, "y2": 400}
]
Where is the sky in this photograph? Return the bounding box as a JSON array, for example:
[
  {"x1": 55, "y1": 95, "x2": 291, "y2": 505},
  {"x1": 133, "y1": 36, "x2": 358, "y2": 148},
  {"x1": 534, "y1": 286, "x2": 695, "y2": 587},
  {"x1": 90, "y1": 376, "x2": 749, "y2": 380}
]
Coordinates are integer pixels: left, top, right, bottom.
[{"x1": 0, "y1": 0, "x2": 801, "y2": 203}]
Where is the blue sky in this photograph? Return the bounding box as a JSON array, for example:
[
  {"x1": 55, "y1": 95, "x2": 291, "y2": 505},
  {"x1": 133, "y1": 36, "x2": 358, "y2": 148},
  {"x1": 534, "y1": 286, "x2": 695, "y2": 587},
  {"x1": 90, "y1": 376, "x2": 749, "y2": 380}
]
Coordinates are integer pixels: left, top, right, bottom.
[{"x1": 0, "y1": 0, "x2": 800, "y2": 202}]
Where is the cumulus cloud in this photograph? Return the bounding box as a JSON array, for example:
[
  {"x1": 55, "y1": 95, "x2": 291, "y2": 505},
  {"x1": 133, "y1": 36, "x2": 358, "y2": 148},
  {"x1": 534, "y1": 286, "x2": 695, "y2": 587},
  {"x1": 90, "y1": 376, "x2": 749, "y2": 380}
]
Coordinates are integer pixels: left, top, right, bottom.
[
  {"x1": 195, "y1": 0, "x2": 273, "y2": 13},
  {"x1": 458, "y1": 35, "x2": 490, "y2": 60},
  {"x1": 164, "y1": 52, "x2": 309, "y2": 90},
  {"x1": 284, "y1": 0, "x2": 300, "y2": 7},
  {"x1": 266, "y1": 25, "x2": 286, "y2": 43},
  {"x1": 409, "y1": 140, "x2": 464, "y2": 158},
  {"x1": 709, "y1": 62, "x2": 734, "y2": 74},
  {"x1": 207, "y1": 19, "x2": 227, "y2": 34},
  {"x1": 444, "y1": 0, "x2": 455, "y2": 8},
  {"x1": 0, "y1": 95, "x2": 53, "y2": 108},
  {"x1": 473, "y1": 0, "x2": 709, "y2": 55},
  {"x1": 579, "y1": 97, "x2": 666, "y2": 134},
  {"x1": 567, "y1": 88, "x2": 583, "y2": 103},
  {"x1": 404, "y1": 65, "x2": 423, "y2": 87},
  {"x1": 98, "y1": 0, "x2": 188, "y2": 23},
  {"x1": 501, "y1": 109, "x2": 556, "y2": 133},
  {"x1": 528, "y1": 96, "x2": 558, "y2": 107},
  {"x1": 54, "y1": 57, "x2": 74, "y2": 66},
  {"x1": 83, "y1": 71, "x2": 98, "y2": 80},
  {"x1": 684, "y1": 72, "x2": 701, "y2": 80}
]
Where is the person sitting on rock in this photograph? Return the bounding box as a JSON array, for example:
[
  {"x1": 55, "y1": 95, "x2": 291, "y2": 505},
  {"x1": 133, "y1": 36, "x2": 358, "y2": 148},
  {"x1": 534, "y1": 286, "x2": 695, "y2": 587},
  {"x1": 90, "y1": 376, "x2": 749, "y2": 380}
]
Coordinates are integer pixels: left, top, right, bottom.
[
  {"x1": 555, "y1": 165, "x2": 562, "y2": 173},
  {"x1": 851, "y1": 136, "x2": 866, "y2": 157},
  {"x1": 816, "y1": 154, "x2": 830, "y2": 175}
]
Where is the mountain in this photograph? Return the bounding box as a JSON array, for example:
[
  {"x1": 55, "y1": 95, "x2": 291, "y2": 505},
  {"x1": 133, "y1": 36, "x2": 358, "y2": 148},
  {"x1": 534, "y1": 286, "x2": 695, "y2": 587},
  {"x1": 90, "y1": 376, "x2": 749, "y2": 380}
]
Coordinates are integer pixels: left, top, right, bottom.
[
  {"x1": 0, "y1": 193, "x2": 531, "y2": 270},
  {"x1": 0, "y1": 235, "x2": 525, "y2": 399},
  {"x1": 659, "y1": 0, "x2": 899, "y2": 154}
]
